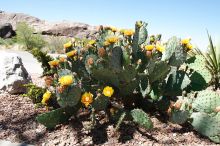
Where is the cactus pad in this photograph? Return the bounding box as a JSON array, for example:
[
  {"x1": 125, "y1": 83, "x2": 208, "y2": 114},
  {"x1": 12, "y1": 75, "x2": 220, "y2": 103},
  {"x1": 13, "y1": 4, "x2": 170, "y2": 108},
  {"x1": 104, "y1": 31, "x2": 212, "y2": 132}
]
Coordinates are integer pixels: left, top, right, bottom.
[
  {"x1": 191, "y1": 112, "x2": 220, "y2": 143},
  {"x1": 56, "y1": 86, "x2": 81, "y2": 107},
  {"x1": 148, "y1": 61, "x2": 170, "y2": 83},
  {"x1": 186, "y1": 55, "x2": 212, "y2": 90},
  {"x1": 130, "y1": 109, "x2": 153, "y2": 129},
  {"x1": 192, "y1": 90, "x2": 220, "y2": 113},
  {"x1": 162, "y1": 37, "x2": 187, "y2": 67},
  {"x1": 165, "y1": 69, "x2": 191, "y2": 96},
  {"x1": 36, "y1": 107, "x2": 74, "y2": 129},
  {"x1": 170, "y1": 110, "x2": 189, "y2": 124},
  {"x1": 92, "y1": 95, "x2": 110, "y2": 111}
]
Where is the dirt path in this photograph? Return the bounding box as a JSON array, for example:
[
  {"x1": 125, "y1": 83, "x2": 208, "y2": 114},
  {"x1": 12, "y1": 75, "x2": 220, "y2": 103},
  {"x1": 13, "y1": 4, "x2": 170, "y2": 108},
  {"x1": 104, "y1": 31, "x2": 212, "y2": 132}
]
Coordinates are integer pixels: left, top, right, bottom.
[{"x1": 0, "y1": 75, "x2": 218, "y2": 146}]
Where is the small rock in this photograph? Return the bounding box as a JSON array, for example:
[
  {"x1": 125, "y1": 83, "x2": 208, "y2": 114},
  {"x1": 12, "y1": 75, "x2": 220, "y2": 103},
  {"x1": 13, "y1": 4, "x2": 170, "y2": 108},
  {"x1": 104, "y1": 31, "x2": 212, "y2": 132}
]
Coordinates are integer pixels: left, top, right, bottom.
[{"x1": 173, "y1": 133, "x2": 177, "y2": 137}]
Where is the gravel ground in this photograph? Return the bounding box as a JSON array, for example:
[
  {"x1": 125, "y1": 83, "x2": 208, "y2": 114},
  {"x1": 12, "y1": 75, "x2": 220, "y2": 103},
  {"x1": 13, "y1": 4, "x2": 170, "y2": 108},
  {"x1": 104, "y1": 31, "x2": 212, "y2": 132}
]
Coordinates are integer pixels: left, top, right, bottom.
[{"x1": 0, "y1": 74, "x2": 218, "y2": 146}]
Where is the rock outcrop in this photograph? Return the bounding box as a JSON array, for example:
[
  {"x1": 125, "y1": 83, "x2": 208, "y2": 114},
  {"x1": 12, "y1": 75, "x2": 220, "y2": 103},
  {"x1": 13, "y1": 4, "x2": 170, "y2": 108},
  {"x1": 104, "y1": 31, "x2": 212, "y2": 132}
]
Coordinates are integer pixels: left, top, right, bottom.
[
  {"x1": 0, "y1": 52, "x2": 31, "y2": 94},
  {"x1": 0, "y1": 11, "x2": 98, "y2": 39},
  {"x1": 0, "y1": 23, "x2": 16, "y2": 38}
]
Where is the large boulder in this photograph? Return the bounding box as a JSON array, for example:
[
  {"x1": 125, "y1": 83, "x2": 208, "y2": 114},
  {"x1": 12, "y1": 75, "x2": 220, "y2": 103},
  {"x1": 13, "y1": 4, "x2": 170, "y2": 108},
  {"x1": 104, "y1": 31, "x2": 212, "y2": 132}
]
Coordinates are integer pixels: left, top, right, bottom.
[
  {"x1": 0, "y1": 23, "x2": 16, "y2": 38},
  {"x1": 0, "y1": 52, "x2": 31, "y2": 94}
]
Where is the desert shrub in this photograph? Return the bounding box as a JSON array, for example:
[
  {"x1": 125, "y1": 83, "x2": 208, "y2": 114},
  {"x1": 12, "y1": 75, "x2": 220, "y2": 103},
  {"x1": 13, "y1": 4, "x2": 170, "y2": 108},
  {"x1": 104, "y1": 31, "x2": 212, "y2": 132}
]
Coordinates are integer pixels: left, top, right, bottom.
[
  {"x1": 23, "y1": 83, "x2": 46, "y2": 104},
  {"x1": 0, "y1": 37, "x2": 17, "y2": 46},
  {"x1": 16, "y1": 22, "x2": 46, "y2": 50}
]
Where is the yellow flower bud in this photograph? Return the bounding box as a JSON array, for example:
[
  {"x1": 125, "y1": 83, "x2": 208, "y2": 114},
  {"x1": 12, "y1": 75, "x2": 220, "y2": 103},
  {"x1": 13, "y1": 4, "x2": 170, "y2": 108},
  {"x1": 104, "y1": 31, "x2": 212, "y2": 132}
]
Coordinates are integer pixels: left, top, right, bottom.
[
  {"x1": 156, "y1": 44, "x2": 165, "y2": 53},
  {"x1": 106, "y1": 36, "x2": 119, "y2": 44},
  {"x1": 123, "y1": 29, "x2": 135, "y2": 36},
  {"x1": 41, "y1": 90, "x2": 52, "y2": 105},
  {"x1": 181, "y1": 38, "x2": 191, "y2": 45},
  {"x1": 145, "y1": 45, "x2": 155, "y2": 51},
  {"x1": 88, "y1": 40, "x2": 96, "y2": 45},
  {"x1": 64, "y1": 41, "x2": 72, "y2": 49},
  {"x1": 66, "y1": 50, "x2": 77, "y2": 58},
  {"x1": 103, "y1": 86, "x2": 114, "y2": 97},
  {"x1": 48, "y1": 60, "x2": 59, "y2": 68}
]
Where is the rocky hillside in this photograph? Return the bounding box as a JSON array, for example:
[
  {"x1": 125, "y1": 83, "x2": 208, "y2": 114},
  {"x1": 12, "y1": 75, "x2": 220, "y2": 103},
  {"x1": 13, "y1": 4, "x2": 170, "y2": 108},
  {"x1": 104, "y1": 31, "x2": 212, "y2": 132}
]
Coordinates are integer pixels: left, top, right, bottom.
[{"x1": 0, "y1": 11, "x2": 98, "y2": 38}]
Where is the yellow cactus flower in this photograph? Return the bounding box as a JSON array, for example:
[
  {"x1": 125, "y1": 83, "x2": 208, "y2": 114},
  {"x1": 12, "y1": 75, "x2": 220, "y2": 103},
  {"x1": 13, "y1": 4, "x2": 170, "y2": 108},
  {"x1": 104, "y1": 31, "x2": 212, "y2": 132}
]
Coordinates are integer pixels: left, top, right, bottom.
[
  {"x1": 123, "y1": 29, "x2": 135, "y2": 36},
  {"x1": 103, "y1": 86, "x2": 114, "y2": 97},
  {"x1": 81, "y1": 92, "x2": 93, "y2": 107},
  {"x1": 41, "y1": 90, "x2": 52, "y2": 105},
  {"x1": 59, "y1": 75, "x2": 74, "y2": 86},
  {"x1": 156, "y1": 44, "x2": 165, "y2": 53},
  {"x1": 48, "y1": 60, "x2": 59, "y2": 68},
  {"x1": 181, "y1": 38, "x2": 191, "y2": 45},
  {"x1": 88, "y1": 40, "x2": 96, "y2": 45},
  {"x1": 64, "y1": 41, "x2": 72, "y2": 49},
  {"x1": 186, "y1": 43, "x2": 193, "y2": 50},
  {"x1": 104, "y1": 41, "x2": 110, "y2": 46},
  {"x1": 106, "y1": 36, "x2": 119, "y2": 44},
  {"x1": 110, "y1": 26, "x2": 117, "y2": 32},
  {"x1": 145, "y1": 45, "x2": 155, "y2": 51},
  {"x1": 66, "y1": 50, "x2": 77, "y2": 58}
]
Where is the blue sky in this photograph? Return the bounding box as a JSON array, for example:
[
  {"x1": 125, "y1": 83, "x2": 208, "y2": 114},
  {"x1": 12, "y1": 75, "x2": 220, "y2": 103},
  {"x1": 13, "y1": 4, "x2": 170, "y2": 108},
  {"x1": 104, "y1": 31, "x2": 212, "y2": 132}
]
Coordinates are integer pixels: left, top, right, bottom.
[{"x1": 1, "y1": 0, "x2": 220, "y2": 50}]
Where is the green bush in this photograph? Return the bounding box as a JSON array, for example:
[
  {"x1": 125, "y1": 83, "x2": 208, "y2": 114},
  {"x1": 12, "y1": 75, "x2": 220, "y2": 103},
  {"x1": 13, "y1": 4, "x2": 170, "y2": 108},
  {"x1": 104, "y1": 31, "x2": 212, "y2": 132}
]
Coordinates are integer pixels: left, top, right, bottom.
[
  {"x1": 16, "y1": 22, "x2": 46, "y2": 50},
  {"x1": 0, "y1": 37, "x2": 17, "y2": 46},
  {"x1": 23, "y1": 83, "x2": 46, "y2": 104}
]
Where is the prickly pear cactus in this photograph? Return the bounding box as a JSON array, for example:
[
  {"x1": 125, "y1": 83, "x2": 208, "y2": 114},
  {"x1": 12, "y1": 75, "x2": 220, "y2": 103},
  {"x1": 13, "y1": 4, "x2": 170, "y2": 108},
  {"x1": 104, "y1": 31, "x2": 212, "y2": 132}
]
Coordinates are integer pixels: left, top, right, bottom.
[
  {"x1": 109, "y1": 46, "x2": 123, "y2": 71},
  {"x1": 92, "y1": 95, "x2": 110, "y2": 111},
  {"x1": 192, "y1": 90, "x2": 220, "y2": 113},
  {"x1": 186, "y1": 55, "x2": 212, "y2": 90},
  {"x1": 191, "y1": 112, "x2": 220, "y2": 143},
  {"x1": 130, "y1": 109, "x2": 153, "y2": 129},
  {"x1": 56, "y1": 86, "x2": 81, "y2": 107},
  {"x1": 92, "y1": 66, "x2": 138, "y2": 95},
  {"x1": 162, "y1": 37, "x2": 187, "y2": 67},
  {"x1": 36, "y1": 107, "x2": 75, "y2": 129},
  {"x1": 132, "y1": 21, "x2": 148, "y2": 59},
  {"x1": 170, "y1": 110, "x2": 189, "y2": 124},
  {"x1": 148, "y1": 61, "x2": 170, "y2": 83},
  {"x1": 92, "y1": 68, "x2": 119, "y2": 87},
  {"x1": 139, "y1": 75, "x2": 150, "y2": 97},
  {"x1": 133, "y1": 21, "x2": 148, "y2": 45},
  {"x1": 85, "y1": 54, "x2": 98, "y2": 74},
  {"x1": 165, "y1": 68, "x2": 191, "y2": 96}
]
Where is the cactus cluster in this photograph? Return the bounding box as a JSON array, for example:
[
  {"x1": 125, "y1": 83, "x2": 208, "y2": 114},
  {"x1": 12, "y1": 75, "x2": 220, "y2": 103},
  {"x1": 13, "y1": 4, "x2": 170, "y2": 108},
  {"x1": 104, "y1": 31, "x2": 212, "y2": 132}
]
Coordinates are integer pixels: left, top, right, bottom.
[
  {"x1": 168, "y1": 89, "x2": 220, "y2": 143},
  {"x1": 28, "y1": 21, "x2": 220, "y2": 143}
]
